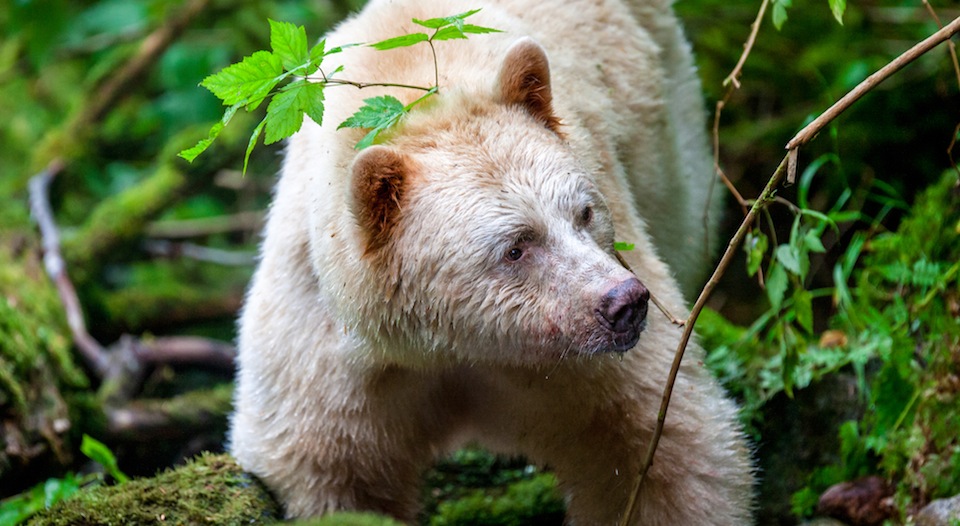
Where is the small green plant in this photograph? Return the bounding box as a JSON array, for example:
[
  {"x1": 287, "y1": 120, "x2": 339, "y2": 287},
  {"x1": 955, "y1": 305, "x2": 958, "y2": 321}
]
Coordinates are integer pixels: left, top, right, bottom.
[
  {"x1": 771, "y1": 0, "x2": 846, "y2": 30},
  {"x1": 179, "y1": 10, "x2": 499, "y2": 172},
  {"x1": 0, "y1": 434, "x2": 129, "y2": 525}
]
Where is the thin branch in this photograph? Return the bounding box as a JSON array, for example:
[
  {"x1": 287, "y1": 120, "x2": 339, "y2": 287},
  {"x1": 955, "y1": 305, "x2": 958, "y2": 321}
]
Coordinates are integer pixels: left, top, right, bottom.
[
  {"x1": 137, "y1": 337, "x2": 235, "y2": 370},
  {"x1": 145, "y1": 211, "x2": 264, "y2": 238},
  {"x1": 81, "y1": 0, "x2": 211, "y2": 125},
  {"x1": 786, "y1": 15, "x2": 960, "y2": 154},
  {"x1": 29, "y1": 161, "x2": 111, "y2": 378},
  {"x1": 314, "y1": 72, "x2": 434, "y2": 92},
  {"x1": 143, "y1": 240, "x2": 256, "y2": 266},
  {"x1": 620, "y1": 154, "x2": 790, "y2": 526},
  {"x1": 724, "y1": 0, "x2": 771, "y2": 89},
  {"x1": 922, "y1": 0, "x2": 960, "y2": 89}
]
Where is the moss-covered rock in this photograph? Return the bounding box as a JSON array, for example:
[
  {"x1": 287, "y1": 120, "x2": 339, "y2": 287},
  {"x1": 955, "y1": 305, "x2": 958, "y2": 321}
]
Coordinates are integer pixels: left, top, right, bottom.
[
  {"x1": 27, "y1": 453, "x2": 281, "y2": 526},
  {"x1": 0, "y1": 232, "x2": 96, "y2": 495}
]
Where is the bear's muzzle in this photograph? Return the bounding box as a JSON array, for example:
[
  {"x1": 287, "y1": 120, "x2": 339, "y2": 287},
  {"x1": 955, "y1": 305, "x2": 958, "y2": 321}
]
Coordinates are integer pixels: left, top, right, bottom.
[{"x1": 594, "y1": 277, "x2": 649, "y2": 352}]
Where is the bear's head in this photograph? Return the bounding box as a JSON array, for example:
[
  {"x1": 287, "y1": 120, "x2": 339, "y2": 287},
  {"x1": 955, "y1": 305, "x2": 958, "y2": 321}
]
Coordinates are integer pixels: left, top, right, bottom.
[{"x1": 345, "y1": 38, "x2": 650, "y2": 366}]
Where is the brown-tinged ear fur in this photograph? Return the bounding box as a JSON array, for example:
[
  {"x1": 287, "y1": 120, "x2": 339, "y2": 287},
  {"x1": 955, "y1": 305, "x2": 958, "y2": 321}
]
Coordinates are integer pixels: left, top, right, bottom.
[
  {"x1": 351, "y1": 145, "x2": 412, "y2": 255},
  {"x1": 496, "y1": 37, "x2": 562, "y2": 134}
]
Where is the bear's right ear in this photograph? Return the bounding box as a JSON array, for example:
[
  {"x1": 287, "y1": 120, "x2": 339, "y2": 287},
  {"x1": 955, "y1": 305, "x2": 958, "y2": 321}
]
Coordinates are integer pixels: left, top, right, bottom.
[
  {"x1": 496, "y1": 37, "x2": 562, "y2": 134},
  {"x1": 350, "y1": 145, "x2": 413, "y2": 255}
]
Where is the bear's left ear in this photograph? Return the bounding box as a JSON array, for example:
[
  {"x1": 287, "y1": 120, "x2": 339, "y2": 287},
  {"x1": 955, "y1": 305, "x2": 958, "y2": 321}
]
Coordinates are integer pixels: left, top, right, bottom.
[
  {"x1": 496, "y1": 37, "x2": 562, "y2": 134},
  {"x1": 350, "y1": 145, "x2": 414, "y2": 255}
]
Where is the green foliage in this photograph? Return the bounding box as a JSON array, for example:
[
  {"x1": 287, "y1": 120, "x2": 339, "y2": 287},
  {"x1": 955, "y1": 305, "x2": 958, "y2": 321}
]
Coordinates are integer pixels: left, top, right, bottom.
[
  {"x1": 0, "y1": 433, "x2": 132, "y2": 524},
  {"x1": 80, "y1": 434, "x2": 129, "y2": 484},
  {"x1": 182, "y1": 10, "x2": 499, "y2": 166},
  {"x1": 614, "y1": 242, "x2": 636, "y2": 251},
  {"x1": 770, "y1": 0, "x2": 845, "y2": 30}
]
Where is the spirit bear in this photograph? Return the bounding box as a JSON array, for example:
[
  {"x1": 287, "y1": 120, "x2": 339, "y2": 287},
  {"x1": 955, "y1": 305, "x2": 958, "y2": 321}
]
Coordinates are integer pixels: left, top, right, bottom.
[{"x1": 230, "y1": 0, "x2": 754, "y2": 523}]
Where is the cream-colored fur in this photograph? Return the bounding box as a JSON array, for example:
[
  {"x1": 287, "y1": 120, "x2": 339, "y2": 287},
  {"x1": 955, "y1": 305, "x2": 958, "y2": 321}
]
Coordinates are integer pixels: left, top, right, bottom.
[{"x1": 229, "y1": 0, "x2": 753, "y2": 524}]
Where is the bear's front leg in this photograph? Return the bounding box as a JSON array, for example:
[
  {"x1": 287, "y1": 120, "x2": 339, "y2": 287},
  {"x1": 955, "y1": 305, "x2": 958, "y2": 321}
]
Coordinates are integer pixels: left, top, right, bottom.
[{"x1": 232, "y1": 361, "x2": 453, "y2": 521}]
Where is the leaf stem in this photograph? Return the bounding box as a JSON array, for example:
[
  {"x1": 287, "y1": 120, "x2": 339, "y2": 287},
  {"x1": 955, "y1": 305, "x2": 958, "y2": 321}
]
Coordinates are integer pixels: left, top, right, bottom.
[{"x1": 312, "y1": 72, "x2": 434, "y2": 92}]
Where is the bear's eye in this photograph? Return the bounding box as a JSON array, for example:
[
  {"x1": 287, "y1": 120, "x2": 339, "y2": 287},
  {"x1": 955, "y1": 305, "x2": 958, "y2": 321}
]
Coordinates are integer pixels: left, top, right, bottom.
[
  {"x1": 579, "y1": 205, "x2": 593, "y2": 226},
  {"x1": 506, "y1": 247, "x2": 524, "y2": 262}
]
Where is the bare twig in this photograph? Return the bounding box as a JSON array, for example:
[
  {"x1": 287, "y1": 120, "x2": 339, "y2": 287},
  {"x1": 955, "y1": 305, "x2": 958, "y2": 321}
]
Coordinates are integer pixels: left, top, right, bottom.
[
  {"x1": 724, "y1": 0, "x2": 772, "y2": 89},
  {"x1": 137, "y1": 337, "x2": 236, "y2": 370},
  {"x1": 81, "y1": 0, "x2": 211, "y2": 125},
  {"x1": 29, "y1": 161, "x2": 111, "y2": 378},
  {"x1": 145, "y1": 211, "x2": 264, "y2": 238},
  {"x1": 143, "y1": 240, "x2": 256, "y2": 266},
  {"x1": 620, "y1": 155, "x2": 789, "y2": 526},
  {"x1": 785, "y1": 15, "x2": 960, "y2": 182},
  {"x1": 922, "y1": 0, "x2": 960, "y2": 89},
  {"x1": 922, "y1": 1, "x2": 960, "y2": 177}
]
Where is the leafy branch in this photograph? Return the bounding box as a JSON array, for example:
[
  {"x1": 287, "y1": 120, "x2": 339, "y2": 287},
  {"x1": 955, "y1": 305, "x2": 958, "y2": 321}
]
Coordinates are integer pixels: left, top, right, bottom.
[{"x1": 179, "y1": 10, "x2": 499, "y2": 171}]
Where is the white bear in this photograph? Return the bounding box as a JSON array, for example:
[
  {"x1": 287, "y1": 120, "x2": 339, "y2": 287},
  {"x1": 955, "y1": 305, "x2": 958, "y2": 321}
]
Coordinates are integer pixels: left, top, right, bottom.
[{"x1": 229, "y1": 0, "x2": 754, "y2": 524}]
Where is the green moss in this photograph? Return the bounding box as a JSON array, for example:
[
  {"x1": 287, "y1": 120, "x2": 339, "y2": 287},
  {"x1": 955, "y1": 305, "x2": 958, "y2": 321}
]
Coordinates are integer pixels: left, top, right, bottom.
[
  {"x1": 284, "y1": 512, "x2": 405, "y2": 525},
  {"x1": 428, "y1": 473, "x2": 564, "y2": 526},
  {"x1": 0, "y1": 236, "x2": 92, "y2": 485},
  {"x1": 27, "y1": 453, "x2": 282, "y2": 526}
]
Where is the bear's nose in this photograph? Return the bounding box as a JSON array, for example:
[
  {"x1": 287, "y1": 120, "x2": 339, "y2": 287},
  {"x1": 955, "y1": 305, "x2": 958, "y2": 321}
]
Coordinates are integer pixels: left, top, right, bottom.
[{"x1": 595, "y1": 277, "x2": 650, "y2": 334}]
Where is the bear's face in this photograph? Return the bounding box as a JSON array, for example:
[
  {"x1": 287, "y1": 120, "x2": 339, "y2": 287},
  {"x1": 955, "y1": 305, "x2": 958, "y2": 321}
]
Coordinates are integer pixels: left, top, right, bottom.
[{"x1": 346, "y1": 39, "x2": 650, "y2": 365}]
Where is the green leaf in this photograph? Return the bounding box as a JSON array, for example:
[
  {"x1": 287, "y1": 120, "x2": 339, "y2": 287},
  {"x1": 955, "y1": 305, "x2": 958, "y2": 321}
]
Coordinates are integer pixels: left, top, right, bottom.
[
  {"x1": 776, "y1": 244, "x2": 803, "y2": 276},
  {"x1": 766, "y1": 263, "x2": 788, "y2": 311},
  {"x1": 178, "y1": 103, "x2": 241, "y2": 162},
  {"x1": 243, "y1": 117, "x2": 268, "y2": 175},
  {"x1": 803, "y1": 231, "x2": 826, "y2": 253},
  {"x1": 369, "y1": 33, "x2": 429, "y2": 50},
  {"x1": 200, "y1": 50, "x2": 283, "y2": 107},
  {"x1": 433, "y1": 26, "x2": 468, "y2": 41},
  {"x1": 828, "y1": 0, "x2": 846, "y2": 25},
  {"x1": 81, "y1": 434, "x2": 129, "y2": 483},
  {"x1": 771, "y1": 0, "x2": 791, "y2": 30},
  {"x1": 793, "y1": 288, "x2": 814, "y2": 333},
  {"x1": 412, "y1": 9, "x2": 482, "y2": 29},
  {"x1": 339, "y1": 95, "x2": 408, "y2": 149},
  {"x1": 269, "y1": 19, "x2": 308, "y2": 71},
  {"x1": 461, "y1": 24, "x2": 502, "y2": 35},
  {"x1": 614, "y1": 242, "x2": 635, "y2": 251},
  {"x1": 264, "y1": 80, "x2": 324, "y2": 144},
  {"x1": 745, "y1": 231, "x2": 768, "y2": 276}
]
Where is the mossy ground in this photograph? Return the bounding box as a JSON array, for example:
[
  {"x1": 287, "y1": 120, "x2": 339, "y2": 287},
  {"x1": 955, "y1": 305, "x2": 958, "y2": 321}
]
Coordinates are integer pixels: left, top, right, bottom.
[{"x1": 27, "y1": 453, "x2": 281, "y2": 526}]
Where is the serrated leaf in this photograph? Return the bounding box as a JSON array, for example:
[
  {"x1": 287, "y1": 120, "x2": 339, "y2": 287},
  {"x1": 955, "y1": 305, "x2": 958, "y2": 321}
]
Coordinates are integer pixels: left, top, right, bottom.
[
  {"x1": 461, "y1": 24, "x2": 502, "y2": 35},
  {"x1": 828, "y1": 0, "x2": 846, "y2": 25},
  {"x1": 793, "y1": 288, "x2": 814, "y2": 333},
  {"x1": 269, "y1": 19, "x2": 308, "y2": 71},
  {"x1": 339, "y1": 95, "x2": 406, "y2": 130},
  {"x1": 81, "y1": 434, "x2": 129, "y2": 483},
  {"x1": 201, "y1": 50, "x2": 283, "y2": 106},
  {"x1": 433, "y1": 26, "x2": 467, "y2": 41},
  {"x1": 614, "y1": 242, "x2": 635, "y2": 251},
  {"x1": 178, "y1": 103, "x2": 241, "y2": 162},
  {"x1": 776, "y1": 244, "x2": 803, "y2": 276},
  {"x1": 412, "y1": 9, "x2": 482, "y2": 29},
  {"x1": 263, "y1": 81, "x2": 325, "y2": 144},
  {"x1": 369, "y1": 33, "x2": 429, "y2": 50},
  {"x1": 309, "y1": 39, "x2": 326, "y2": 63},
  {"x1": 243, "y1": 117, "x2": 268, "y2": 176},
  {"x1": 766, "y1": 263, "x2": 788, "y2": 311}
]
